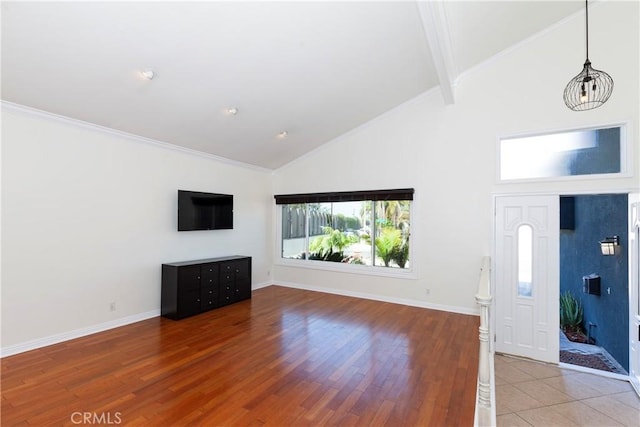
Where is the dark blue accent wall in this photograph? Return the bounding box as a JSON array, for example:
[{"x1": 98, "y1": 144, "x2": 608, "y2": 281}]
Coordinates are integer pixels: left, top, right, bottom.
[
  {"x1": 560, "y1": 194, "x2": 628, "y2": 370},
  {"x1": 570, "y1": 127, "x2": 621, "y2": 176}
]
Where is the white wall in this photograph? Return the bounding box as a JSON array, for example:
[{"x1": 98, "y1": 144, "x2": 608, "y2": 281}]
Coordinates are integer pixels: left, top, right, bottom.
[
  {"x1": 1, "y1": 0, "x2": 637, "y2": 354},
  {"x1": 271, "y1": 1, "x2": 639, "y2": 313},
  {"x1": 1, "y1": 106, "x2": 273, "y2": 351}
]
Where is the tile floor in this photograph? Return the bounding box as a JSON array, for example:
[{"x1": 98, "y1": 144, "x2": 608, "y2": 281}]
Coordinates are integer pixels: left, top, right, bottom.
[{"x1": 495, "y1": 354, "x2": 640, "y2": 426}]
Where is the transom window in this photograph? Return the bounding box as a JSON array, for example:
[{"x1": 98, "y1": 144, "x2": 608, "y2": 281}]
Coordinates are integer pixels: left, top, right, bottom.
[
  {"x1": 275, "y1": 189, "x2": 413, "y2": 270},
  {"x1": 500, "y1": 125, "x2": 625, "y2": 181}
]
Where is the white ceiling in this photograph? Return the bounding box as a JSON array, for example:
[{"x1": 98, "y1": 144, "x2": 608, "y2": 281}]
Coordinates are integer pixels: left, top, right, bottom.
[{"x1": 1, "y1": 1, "x2": 584, "y2": 170}]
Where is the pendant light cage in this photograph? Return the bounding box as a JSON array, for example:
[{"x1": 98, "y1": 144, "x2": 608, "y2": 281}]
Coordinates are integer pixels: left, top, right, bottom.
[
  {"x1": 563, "y1": 60, "x2": 614, "y2": 111},
  {"x1": 563, "y1": 0, "x2": 613, "y2": 111}
]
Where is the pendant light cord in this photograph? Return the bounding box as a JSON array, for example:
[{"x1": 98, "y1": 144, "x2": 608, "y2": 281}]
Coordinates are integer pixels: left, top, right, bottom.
[{"x1": 585, "y1": 0, "x2": 589, "y2": 60}]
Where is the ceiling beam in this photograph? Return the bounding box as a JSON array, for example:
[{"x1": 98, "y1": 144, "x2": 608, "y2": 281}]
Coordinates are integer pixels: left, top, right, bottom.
[{"x1": 416, "y1": 0, "x2": 457, "y2": 105}]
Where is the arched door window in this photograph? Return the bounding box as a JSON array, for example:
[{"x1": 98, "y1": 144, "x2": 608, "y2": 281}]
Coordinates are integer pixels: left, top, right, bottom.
[{"x1": 518, "y1": 224, "x2": 533, "y2": 297}]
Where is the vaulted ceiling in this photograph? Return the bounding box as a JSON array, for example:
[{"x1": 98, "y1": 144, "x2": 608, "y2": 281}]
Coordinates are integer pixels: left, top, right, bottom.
[{"x1": 1, "y1": 1, "x2": 584, "y2": 170}]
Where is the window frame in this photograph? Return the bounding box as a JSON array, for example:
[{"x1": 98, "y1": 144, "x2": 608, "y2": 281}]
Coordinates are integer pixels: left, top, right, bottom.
[
  {"x1": 274, "y1": 190, "x2": 417, "y2": 279},
  {"x1": 497, "y1": 122, "x2": 631, "y2": 184}
]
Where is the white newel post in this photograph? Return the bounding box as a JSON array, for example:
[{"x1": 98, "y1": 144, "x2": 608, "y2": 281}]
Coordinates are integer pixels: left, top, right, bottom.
[
  {"x1": 476, "y1": 296, "x2": 492, "y2": 408},
  {"x1": 474, "y1": 256, "x2": 494, "y2": 427}
]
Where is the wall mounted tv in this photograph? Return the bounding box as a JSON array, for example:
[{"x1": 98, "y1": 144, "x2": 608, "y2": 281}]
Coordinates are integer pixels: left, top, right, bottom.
[{"x1": 178, "y1": 190, "x2": 233, "y2": 231}]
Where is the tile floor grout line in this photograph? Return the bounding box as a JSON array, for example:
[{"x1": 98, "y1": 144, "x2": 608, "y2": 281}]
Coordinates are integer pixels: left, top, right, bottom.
[
  {"x1": 495, "y1": 353, "x2": 639, "y2": 427},
  {"x1": 576, "y1": 398, "x2": 627, "y2": 425}
]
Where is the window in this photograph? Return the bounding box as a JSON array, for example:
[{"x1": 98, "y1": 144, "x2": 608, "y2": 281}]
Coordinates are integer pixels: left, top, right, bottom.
[
  {"x1": 276, "y1": 189, "x2": 413, "y2": 270},
  {"x1": 500, "y1": 125, "x2": 624, "y2": 181},
  {"x1": 517, "y1": 225, "x2": 533, "y2": 297}
]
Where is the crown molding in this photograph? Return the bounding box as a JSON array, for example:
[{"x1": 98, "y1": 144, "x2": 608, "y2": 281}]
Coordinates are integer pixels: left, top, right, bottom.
[{"x1": 1, "y1": 101, "x2": 273, "y2": 174}]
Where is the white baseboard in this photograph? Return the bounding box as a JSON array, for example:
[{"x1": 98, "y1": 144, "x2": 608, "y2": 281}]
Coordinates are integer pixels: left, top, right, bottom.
[
  {"x1": 2, "y1": 282, "x2": 276, "y2": 358},
  {"x1": 1, "y1": 309, "x2": 160, "y2": 358},
  {"x1": 2, "y1": 282, "x2": 477, "y2": 358},
  {"x1": 252, "y1": 280, "x2": 272, "y2": 290},
  {"x1": 269, "y1": 280, "x2": 480, "y2": 316}
]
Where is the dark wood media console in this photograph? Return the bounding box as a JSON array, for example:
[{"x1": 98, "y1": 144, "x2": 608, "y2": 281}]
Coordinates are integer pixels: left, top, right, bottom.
[{"x1": 161, "y1": 255, "x2": 251, "y2": 320}]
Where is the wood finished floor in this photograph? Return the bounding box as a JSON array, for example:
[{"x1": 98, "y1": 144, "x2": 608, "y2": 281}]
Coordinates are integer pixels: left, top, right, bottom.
[{"x1": 1, "y1": 286, "x2": 480, "y2": 426}]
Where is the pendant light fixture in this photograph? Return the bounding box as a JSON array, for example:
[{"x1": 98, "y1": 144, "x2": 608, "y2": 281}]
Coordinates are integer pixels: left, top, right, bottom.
[{"x1": 563, "y1": 0, "x2": 613, "y2": 111}]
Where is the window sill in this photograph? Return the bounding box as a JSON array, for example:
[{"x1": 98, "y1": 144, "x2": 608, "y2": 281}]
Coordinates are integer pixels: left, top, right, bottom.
[{"x1": 275, "y1": 257, "x2": 417, "y2": 280}]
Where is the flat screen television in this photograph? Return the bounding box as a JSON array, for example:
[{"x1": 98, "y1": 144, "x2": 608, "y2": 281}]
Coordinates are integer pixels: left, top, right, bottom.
[{"x1": 178, "y1": 190, "x2": 233, "y2": 231}]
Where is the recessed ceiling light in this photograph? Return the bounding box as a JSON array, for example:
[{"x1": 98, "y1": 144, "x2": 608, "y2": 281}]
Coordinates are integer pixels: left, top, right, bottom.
[
  {"x1": 140, "y1": 69, "x2": 155, "y2": 80},
  {"x1": 277, "y1": 131, "x2": 288, "y2": 139},
  {"x1": 226, "y1": 107, "x2": 238, "y2": 115}
]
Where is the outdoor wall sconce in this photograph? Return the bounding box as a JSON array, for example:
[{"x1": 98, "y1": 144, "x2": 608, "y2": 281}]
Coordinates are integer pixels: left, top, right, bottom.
[{"x1": 599, "y1": 236, "x2": 619, "y2": 256}]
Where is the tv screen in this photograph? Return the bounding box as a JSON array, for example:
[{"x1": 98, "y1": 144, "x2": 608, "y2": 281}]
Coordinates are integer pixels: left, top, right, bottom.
[{"x1": 178, "y1": 190, "x2": 233, "y2": 231}]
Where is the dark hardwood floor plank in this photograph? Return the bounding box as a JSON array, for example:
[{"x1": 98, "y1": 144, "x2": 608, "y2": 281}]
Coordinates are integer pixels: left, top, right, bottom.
[{"x1": 1, "y1": 285, "x2": 479, "y2": 426}]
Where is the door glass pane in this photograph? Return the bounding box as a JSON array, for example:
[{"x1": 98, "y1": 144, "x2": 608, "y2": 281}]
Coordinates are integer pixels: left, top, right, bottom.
[{"x1": 518, "y1": 225, "x2": 533, "y2": 297}]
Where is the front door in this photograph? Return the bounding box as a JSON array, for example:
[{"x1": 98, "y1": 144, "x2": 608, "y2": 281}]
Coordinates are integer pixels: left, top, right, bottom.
[
  {"x1": 629, "y1": 196, "x2": 640, "y2": 395},
  {"x1": 495, "y1": 195, "x2": 559, "y2": 363}
]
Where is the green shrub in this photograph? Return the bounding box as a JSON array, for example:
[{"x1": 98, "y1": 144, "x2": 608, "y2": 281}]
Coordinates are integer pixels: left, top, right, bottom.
[
  {"x1": 392, "y1": 240, "x2": 409, "y2": 268},
  {"x1": 560, "y1": 291, "x2": 583, "y2": 333},
  {"x1": 309, "y1": 226, "x2": 358, "y2": 254},
  {"x1": 308, "y1": 249, "x2": 345, "y2": 262},
  {"x1": 375, "y1": 228, "x2": 401, "y2": 267}
]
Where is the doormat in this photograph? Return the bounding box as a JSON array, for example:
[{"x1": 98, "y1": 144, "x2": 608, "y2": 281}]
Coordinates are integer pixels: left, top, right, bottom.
[{"x1": 559, "y1": 350, "x2": 624, "y2": 374}]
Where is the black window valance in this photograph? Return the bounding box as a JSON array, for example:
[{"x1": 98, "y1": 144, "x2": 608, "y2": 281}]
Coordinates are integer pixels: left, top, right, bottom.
[{"x1": 274, "y1": 188, "x2": 414, "y2": 205}]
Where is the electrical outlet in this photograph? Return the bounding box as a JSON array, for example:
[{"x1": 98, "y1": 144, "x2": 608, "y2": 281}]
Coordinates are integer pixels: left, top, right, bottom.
[
  {"x1": 425, "y1": 288, "x2": 430, "y2": 296},
  {"x1": 109, "y1": 302, "x2": 116, "y2": 312}
]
